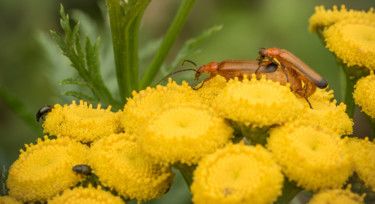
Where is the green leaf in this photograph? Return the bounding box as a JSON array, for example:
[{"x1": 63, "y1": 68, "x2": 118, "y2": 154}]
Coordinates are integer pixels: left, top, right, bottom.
[
  {"x1": 60, "y1": 78, "x2": 89, "y2": 86},
  {"x1": 62, "y1": 90, "x2": 98, "y2": 102}
]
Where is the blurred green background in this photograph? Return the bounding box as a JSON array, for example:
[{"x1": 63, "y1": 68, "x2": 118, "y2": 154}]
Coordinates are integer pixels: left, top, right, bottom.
[{"x1": 0, "y1": 0, "x2": 373, "y2": 202}]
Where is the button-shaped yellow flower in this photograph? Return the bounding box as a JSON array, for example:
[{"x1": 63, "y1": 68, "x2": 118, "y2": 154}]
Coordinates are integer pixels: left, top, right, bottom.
[
  {"x1": 346, "y1": 137, "x2": 375, "y2": 192},
  {"x1": 89, "y1": 133, "x2": 174, "y2": 202},
  {"x1": 324, "y1": 19, "x2": 375, "y2": 69},
  {"x1": 308, "y1": 188, "x2": 364, "y2": 204},
  {"x1": 140, "y1": 103, "x2": 233, "y2": 165},
  {"x1": 7, "y1": 136, "x2": 89, "y2": 203},
  {"x1": 215, "y1": 75, "x2": 304, "y2": 127},
  {"x1": 297, "y1": 89, "x2": 353, "y2": 135},
  {"x1": 191, "y1": 142, "x2": 284, "y2": 204},
  {"x1": 354, "y1": 72, "x2": 375, "y2": 118},
  {"x1": 121, "y1": 79, "x2": 202, "y2": 135},
  {"x1": 43, "y1": 100, "x2": 121, "y2": 142},
  {"x1": 268, "y1": 124, "x2": 352, "y2": 192},
  {"x1": 48, "y1": 185, "x2": 125, "y2": 204},
  {"x1": 309, "y1": 5, "x2": 375, "y2": 33}
]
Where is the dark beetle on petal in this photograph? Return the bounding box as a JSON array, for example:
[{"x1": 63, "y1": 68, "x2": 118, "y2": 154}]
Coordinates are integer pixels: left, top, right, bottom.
[
  {"x1": 72, "y1": 164, "x2": 92, "y2": 176},
  {"x1": 36, "y1": 105, "x2": 52, "y2": 122}
]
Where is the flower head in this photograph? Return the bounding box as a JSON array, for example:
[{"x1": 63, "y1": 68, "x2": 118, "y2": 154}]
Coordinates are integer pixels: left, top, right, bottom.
[
  {"x1": 191, "y1": 142, "x2": 284, "y2": 204},
  {"x1": 121, "y1": 79, "x2": 202, "y2": 135},
  {"x1": 215, "y1": 75, "x2": 304, "y2": 127},
  {"x1": 323, "y1": 19, "x2": 375, "y2": 69},
  {"x1": 43, "y1": 100, "x2": 121, "y2": 142},
  {"x1": 268, "y1": 124, "x2": 352, "y2": 192},
  {"x1": 140, "y1": 103, "x2": 233, "y2": 165},
  {"x1": 89, "y1": 133, "x2": 174, "y2": 202},
  {"x1": 297, "y1": 89, "x2": 353, "y2": 135},
  {"x1": 7, "y1": 136, "x2": 89, "y2": 203},
  {"x1": 308, "y1": 188, "x2": 364, "y2": 204},
  {"x1": 48, "y1": 185, "x2": 125, "y2": 204},
  {"x1": 309, "y1": 5, "x2": 375, "y2": 33},
  {"x1": 354, "y1": 72, "x2": 375, "y2": 118},
  {"x1": 346, "y1": 137, "x2": 375, "y2": 191}
]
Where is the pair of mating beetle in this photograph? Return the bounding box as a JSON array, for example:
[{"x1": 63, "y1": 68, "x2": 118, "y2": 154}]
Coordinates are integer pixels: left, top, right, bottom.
[{"x1": 36, "y1": 48, "x2": 327, "y2": 122}]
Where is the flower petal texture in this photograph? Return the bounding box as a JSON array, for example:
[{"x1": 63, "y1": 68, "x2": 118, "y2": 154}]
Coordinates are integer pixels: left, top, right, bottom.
[
  {"x1": 309, "y1": 188, "x2": 364, "y2": 204},
  {"x1": 191, "y1": 143, "x2": 284, "y2": 204},
  {"x1": 48, "y1": 185, "x2": 125, "y2": 204},
  {"x1": 89, "y1": 133, "x2": 174, "y2": 202},
  {"x1": 346, "y1": 137, "x2": 375, "y2": 191},
  {"x1": 268, "y1": 124, "x2": 352, "y2": 191},
  {"x1": 6, "y1": 136, "x2": 89, "y2": 203},
  {"x1": 140, "y1": 103, "x2": 233, "y2": 165},
  {"x1": 43, "y1": 100, "x2": 121, "y2": 142},
  {"x1": 215, "y1": 75, "x2": 304, "y2": 127},
  {"x1": 354, "y1": 72, "x2": 375, "y2": 118},
  {"x1": 0, "y1": 196, "x2": 22, "y2": 204}
]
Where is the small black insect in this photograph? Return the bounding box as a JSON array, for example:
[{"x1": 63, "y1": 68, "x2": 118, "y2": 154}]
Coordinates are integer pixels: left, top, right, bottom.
[
  {"x1": 72, "y1": 164, "x2": 92, "y2": 176},
  {"x1": 36, "y1": 105, "x2": 52, "y2": 122}
]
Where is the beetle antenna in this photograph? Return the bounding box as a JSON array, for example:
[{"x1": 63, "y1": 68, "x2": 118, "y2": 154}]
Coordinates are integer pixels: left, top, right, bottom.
[
  {"x1": 155, "y1": 68, "x2": 197, "y2": 85},
  {"x1": 182, "y1": 60, "x2": 198, "y2": 68}
]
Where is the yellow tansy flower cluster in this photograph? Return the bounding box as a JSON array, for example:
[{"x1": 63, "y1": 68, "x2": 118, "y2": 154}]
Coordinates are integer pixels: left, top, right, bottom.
[{"x1": 5, "y1": 73, "x2": 365, "y2": 203}]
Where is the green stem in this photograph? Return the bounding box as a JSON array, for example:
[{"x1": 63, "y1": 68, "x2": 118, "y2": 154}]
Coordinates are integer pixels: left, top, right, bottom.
[
  {"x1": 275, "y1": 179, "x2": 302, "y2": 204},
  {"x1": 341, "y1": 64, "x2": 356, "y2": 118},
  {"x1": 106, "y1": 0, "x2": 150, "y2": 102},
  {"x1": 173, "y1": 163, "x2": 196, "y2": 188},
  {"x1": 140, "y1": 0, "x2": 196, "y2": 89}
]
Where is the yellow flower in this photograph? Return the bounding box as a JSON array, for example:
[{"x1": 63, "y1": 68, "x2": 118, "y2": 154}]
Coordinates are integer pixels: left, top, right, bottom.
[
  {"x1": 308, "y1": 188, "x2": 364, "y2": 204},
  {"x1": 324, "y1": 19, "x2": 375, "y2": 69},
  {"x1": 346, "y1": 137, "x2": 375, "y2": 191},
  {"x1": 297, "y1": 89, "x2": 353, "y2": 135},
  {"x1": 191, "y1": 142, "x2": 284, "y2": 204},
  {"x1": 0, "y1": 196, "x2": 22, "y2": 204},
  {"x1": 215, "y1": 75, "x2": 304, "y2": 127},
  {"x1": 195, "y1": 75, "x2": 227, "y2": 105},
  {"x1": 354, "y1": 72, "x2": 375, "y2": 118},
  {"x1": 309, "y1": 5, "x2": 375, "y2": 33},
  {"x1": 268, "y1": 124, "x2": 352, "y2": 192},
  {"x1": 48, "y1": 185, "x2": 125, "y2": 204},
  {"x1": 89, "y1": 133, "x2": 174, "y2": 202},
  {"x1": 43, "y1": 100, "x2": 121, "y2": 142},
  {"x1": 121, "y1": 79, "x2": 202, "y2": 135},
  {"x1": 139, "y1": 103, "x2": 233, "y2": 165},
  {"x1": 7, "y1": 136, "x2": 89, "y2": 203}
]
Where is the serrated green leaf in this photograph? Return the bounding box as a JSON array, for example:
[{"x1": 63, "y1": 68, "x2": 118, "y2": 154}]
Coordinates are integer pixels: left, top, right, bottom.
[
  {"x1": 50, "y1": 31, "x2": 68, "y2": 53},
  {"x1": 62, "y1": 91, "x2": 98, "y2": 102},
  {"x1": 60, "y1": 78, "x2": 88, "y2": 86}
]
